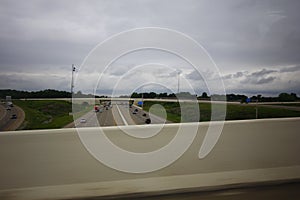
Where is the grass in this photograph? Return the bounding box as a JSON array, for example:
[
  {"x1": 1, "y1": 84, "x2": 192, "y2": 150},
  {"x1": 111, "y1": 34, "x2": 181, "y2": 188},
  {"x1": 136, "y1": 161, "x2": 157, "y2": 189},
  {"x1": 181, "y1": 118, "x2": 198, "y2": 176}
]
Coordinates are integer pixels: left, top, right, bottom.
[
  {"x1": 267, "y1": 103, "x2": 300, "y2": 107},
  {"x1": 143, "y1": 101, "x2": 300, "y2": 123},
  {"x1": 14, "y1": 100, "x2": 76, "y2": 130},
  {"x1": 226, "y1": 104, "x2": 300, "y2": 120},
  {"x1": 72, "y1": 103, "x2": 94, "y2": 120},
  {"x1": 143, "y1": 102, "x2": 181, "y2": 122}
]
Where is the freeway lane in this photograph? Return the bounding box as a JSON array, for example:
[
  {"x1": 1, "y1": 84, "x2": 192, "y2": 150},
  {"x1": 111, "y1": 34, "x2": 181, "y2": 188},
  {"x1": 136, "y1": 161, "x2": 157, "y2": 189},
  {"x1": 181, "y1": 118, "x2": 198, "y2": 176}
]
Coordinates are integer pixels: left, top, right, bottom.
[
  {"x1": 0, "y1": 104, "x2": 25, "y2": 131},
  {"x1": 112, "y1": 101, "x2": 169, "y2": 125},
  {"x1": 0, "y1": 104, "x2": 7, "y2": 122}
]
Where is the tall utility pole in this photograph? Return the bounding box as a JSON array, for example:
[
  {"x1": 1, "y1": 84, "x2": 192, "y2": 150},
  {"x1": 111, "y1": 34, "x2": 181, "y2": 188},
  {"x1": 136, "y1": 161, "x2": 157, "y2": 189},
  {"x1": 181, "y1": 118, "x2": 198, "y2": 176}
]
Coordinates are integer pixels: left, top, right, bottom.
[
  {"x1": 256, "y1": 97, "x2": 258, "y2": 119},
  {"x1": 256, "y1": 94, "x2": 261, "y2": 119},
  {"x1": 141, "y1": 92, "x2": 144, "y2": 110},
  {"x1": 177, "y1": 71, "x2": 181, "y2": 94},
  {"x1": 71, "y1": 64, "x2": 75, "y2": 96}
]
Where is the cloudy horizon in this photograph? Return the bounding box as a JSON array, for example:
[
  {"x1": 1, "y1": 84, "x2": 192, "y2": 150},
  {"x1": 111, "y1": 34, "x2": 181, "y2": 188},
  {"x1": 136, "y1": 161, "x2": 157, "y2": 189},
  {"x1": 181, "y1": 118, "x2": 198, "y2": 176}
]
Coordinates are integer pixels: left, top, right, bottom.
[{"x1": 1, "y1": 0, "x2": 300, "y2": 97}]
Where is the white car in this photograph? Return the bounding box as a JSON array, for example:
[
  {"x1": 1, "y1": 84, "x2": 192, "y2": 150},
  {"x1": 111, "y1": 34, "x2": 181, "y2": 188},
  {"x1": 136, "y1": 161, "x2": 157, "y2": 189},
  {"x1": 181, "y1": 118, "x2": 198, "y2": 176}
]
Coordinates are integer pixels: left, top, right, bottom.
[{"x1": 80, "y1": 118, "x2": 87, "y2": 123}]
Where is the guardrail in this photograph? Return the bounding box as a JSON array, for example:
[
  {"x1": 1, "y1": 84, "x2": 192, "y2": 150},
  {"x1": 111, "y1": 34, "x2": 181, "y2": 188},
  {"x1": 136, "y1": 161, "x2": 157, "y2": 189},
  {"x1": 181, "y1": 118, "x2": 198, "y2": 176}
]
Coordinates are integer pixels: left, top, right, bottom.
[{"x1": 0, "y1": 118, "x2": 299, "y2": 200}]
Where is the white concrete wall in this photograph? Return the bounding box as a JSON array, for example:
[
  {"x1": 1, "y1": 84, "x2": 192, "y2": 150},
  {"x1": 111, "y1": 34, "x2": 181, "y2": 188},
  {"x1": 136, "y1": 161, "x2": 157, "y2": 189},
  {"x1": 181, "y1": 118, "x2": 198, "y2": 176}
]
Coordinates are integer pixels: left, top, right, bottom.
[{"x1": 0, "y1": 118, "x2": 299, "y2": 199}]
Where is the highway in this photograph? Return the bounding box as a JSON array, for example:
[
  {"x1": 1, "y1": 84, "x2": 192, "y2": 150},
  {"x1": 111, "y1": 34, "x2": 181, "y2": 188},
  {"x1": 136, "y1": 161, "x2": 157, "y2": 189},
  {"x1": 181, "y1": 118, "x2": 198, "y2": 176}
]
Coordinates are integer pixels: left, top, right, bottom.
[
  {"x1": 0, "y1": 118, "x2": 299, "y2": 200},
  {"x1": 75, "y1": 101, "x2": 168, "y2": 128},
  {"x1": 0, "y1": 103, "x2": 24, "y2": 131}
]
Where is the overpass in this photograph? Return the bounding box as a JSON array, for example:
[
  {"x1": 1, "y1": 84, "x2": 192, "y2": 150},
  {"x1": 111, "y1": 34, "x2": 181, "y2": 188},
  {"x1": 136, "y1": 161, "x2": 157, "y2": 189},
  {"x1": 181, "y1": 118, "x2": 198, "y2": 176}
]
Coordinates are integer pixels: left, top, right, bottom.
[{"x1": 0, "y1": 118, "x2": 299, "y2": 199}]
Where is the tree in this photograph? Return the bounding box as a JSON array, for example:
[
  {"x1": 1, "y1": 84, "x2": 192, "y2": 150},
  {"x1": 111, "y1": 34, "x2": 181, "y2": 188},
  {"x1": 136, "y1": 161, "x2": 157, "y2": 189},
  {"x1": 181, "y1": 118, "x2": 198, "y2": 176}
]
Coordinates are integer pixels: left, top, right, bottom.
[
  {"x1": 201, "y1": 92, "x2": 208, "y2": 98},
  {"x1": 131, "y1": 92, "x2": 141, "y2": 98},
  {"x1": 278, "y1": 93, "x2": 297, "y2": 102},
  {"x1": 291, "y1": 93, "x2": 298, "y2": 99}
]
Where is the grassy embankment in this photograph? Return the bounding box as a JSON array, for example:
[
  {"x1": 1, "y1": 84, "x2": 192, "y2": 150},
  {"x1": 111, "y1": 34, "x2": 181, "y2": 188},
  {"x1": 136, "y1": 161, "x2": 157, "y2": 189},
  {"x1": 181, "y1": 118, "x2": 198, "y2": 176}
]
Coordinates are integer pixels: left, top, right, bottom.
[
  {"x1": 143, "y1": 101, "x2": 300, "y2": 123},
  {"x1": 14, "y1": 100, "x2": 92, "y2": 130}
]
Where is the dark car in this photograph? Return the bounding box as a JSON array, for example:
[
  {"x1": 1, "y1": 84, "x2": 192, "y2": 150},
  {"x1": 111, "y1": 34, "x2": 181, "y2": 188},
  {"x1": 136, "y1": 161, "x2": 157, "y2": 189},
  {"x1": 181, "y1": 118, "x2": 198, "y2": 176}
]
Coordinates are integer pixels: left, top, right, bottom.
[
  {"x1": 11, "y1": 114, "x2": 17, "y2": 119},
  {"x1": 145, "y1": 118, "x2": 151, "y2": 124}
]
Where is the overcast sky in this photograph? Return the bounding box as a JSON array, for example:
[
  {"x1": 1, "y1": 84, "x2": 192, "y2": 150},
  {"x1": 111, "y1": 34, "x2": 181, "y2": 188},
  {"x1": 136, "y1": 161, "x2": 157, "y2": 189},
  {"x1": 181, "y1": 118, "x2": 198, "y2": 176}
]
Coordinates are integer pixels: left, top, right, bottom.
[{"x1": 0, "y1": 0, "x2": 300, "y2": 97}]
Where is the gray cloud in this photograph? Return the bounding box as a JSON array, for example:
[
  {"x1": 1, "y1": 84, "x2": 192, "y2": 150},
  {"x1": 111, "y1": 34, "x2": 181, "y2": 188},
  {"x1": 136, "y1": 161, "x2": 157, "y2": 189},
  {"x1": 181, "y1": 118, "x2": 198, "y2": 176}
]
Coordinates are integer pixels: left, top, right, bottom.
[
  {"x1": 0, "y1": 0, "x2": 300, "y2": 96},
  {"x1": 0, "y1": 72, "x2": 71, "y2": 91},
  {"x1": 256, "y1": 76, "x2": 276, "y2": 84},
  {"x1": 223, "y1": 71, "x2": 246, "y2": 80},
  {"x1": 223, "y1": 68, "x2": 278, "y2": 85},
  {"x1": 185, "y1": 70, "x2": 201, "y2": 81},
  {"x1": 250, "y1": 68, "x2": 277, "y2": 77},
  {"x1": 280, "y1": 65, "x2": 300, "y2": 73}
]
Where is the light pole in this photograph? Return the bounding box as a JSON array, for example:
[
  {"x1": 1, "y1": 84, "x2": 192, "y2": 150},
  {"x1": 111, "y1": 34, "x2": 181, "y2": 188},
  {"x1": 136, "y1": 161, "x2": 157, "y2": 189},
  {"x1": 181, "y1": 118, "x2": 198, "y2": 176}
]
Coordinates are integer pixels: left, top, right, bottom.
[
  {"x1": 141, "y1": 90, "x2": 144, "y2": 110},
  {"x1": 255, "y1": 94, "x2": 261, "y2": 119},
  {"x1": 256, "y1": 97, "x2": 258, "y2": 119},
  {"x1": 71, "y1": 64, "x2": 75, "y2": 96},
  {"x1": 177, "y1": 71, "x2": 181, "y2": 94}
]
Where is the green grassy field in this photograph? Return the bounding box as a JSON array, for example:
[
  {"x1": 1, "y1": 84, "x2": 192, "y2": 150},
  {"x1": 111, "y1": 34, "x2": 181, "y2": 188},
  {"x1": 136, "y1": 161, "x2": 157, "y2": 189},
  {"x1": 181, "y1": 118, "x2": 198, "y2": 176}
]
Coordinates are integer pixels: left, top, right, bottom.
[
  {"x1": 268, "y1": 103, "x2": 300, "y2": 107},
  {"x1": 143, "y1": 101, "x2": 300, "y2": 123},
  {"x1": 14, "y1": 100, "x2": 90, "y2": 130}
]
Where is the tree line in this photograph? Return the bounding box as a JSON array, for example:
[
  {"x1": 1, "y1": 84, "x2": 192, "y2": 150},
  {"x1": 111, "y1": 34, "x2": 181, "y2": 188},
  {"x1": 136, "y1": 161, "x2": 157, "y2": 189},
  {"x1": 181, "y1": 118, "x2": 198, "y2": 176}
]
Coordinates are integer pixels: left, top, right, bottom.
[
  {"x1": 0, "y1": 89, "x2": 103, "y2": 99},
  {"x1": 0, "y1": 89, "x2": 299, "y2": 102},
  {"x1": 128, "y1": 92, "x2": 299, "y2": 102},
  {"x1": 0, "y1": 89, "x2": 71, "y2": 99}
]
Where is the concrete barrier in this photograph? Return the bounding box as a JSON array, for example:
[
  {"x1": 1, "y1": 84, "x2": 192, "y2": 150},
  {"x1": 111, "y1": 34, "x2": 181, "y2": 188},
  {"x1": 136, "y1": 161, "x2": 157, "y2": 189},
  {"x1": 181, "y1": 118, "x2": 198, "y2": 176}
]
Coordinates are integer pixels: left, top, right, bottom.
[{"x1": 0, "y1": 118, "x2": 299, "y2": 199}]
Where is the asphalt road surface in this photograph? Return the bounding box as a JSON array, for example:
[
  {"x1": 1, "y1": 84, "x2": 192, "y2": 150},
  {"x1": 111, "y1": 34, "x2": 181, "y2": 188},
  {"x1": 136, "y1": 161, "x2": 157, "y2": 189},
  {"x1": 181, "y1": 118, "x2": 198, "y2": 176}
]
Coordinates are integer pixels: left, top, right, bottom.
[
  {"x1": 0, "y1": 103, "x2": 24, "y2": 131},
  {"x1": 75, "y1": 101, "x2": 168, "y2": 128}
]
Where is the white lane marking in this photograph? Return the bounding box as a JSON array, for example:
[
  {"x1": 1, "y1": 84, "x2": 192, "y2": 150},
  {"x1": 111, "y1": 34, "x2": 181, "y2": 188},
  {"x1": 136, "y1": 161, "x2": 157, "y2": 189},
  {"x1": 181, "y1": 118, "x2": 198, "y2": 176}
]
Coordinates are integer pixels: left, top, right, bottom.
[{"x1": 115, "y1": 104, "x2": 128, "y2": 126}]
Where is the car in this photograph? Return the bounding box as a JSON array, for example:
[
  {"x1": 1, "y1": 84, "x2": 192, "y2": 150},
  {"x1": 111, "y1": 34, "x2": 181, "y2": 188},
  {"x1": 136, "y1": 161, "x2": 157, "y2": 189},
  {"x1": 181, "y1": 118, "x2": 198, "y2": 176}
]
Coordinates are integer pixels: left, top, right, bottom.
[
  {"x1": 80, "y1": 118, "x2": 87, "y2": 123},
  {"x1": 132, "y1": 111, "x2": 137, "y2": 114},
  {"x1": 145, "y1": 118, "x2": 151, "y2": 124},
  {"x1": 11, "y1": 114, "x2": 17, "y2": 119},
  {"x1": 6, "y1": 107, "x2": 11, "y2": 111},
  {"x1": 142, "y1": 113, "x2": 147, "y2": 117}
]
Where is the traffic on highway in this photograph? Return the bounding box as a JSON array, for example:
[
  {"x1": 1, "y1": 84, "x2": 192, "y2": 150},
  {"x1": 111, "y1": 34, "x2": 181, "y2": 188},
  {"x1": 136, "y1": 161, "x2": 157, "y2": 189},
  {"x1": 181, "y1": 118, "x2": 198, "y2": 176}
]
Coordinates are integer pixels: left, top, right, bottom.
[
  {"x1": 75, "y1": 100, "x2": 168, "y2": 128},
  {"x1": 0, "y1": 101, "x2": 24, "y2": 131}
]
